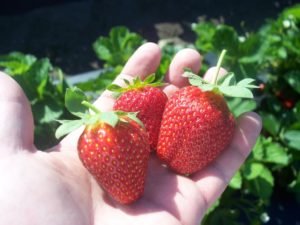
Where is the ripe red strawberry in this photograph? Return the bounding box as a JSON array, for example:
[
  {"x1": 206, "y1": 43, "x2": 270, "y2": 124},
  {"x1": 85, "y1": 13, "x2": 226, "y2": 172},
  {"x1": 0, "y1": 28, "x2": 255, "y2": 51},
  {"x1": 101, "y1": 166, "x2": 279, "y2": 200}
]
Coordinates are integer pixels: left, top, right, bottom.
[
  {"x1": 157, "y1": 86, "x2": 235, "y2": 174},
  {"x1": 108, "y1": 74, "x2": 168, "y2": 150},
  {"x1": 78, "y1": 116, "x2": 150, "y2": 204},
  {"x1": 56, "y1": 88, "x2": 150, "y2": 204},
  {"x1": 157, "y1": 50, "x2": 257, "y2": 175}
]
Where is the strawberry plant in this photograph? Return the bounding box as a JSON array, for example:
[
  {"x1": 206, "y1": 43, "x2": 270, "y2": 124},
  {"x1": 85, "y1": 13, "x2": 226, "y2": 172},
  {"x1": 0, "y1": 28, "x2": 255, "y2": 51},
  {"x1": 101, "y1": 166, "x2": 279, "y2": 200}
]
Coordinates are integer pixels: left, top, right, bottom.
[
  {"x1": 77, "y1": 26, "x2": 145, "y2": 94},
  {"x1": 0, "y1": 52, "x2": 70, "y2": 149},
  {"x1": 192, "y1": 4, "x2": 300, "y2": 224},
  {"x1": 93, "y1": 26, "x2": 145, "y2": 68}
]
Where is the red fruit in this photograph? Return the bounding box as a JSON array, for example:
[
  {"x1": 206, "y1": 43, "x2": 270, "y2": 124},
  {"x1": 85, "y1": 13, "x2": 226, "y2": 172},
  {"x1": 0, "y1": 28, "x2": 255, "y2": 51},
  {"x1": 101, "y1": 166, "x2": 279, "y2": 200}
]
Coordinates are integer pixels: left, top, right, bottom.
[
  {"x1": 156, "y1": 50, "x2": 256, "y2": 174},
  {"x1": 283, "y1": 99, "x2": 294, "y2": 109},
  {"x1": 259, "y1": 83, "x2": 265, "y2": 91},
  {"x1": 157, "y1": 86, "x2": 235, "y2": 174},
  {"x1": 78, "y1": 117, "x2": 150, "y2": 204},
  {"x1": 55, "y1": 89, "x2": 151, "y2": 205},
  {"x1": 111, "y1": 75, "x2": 168, "y2": 150}
]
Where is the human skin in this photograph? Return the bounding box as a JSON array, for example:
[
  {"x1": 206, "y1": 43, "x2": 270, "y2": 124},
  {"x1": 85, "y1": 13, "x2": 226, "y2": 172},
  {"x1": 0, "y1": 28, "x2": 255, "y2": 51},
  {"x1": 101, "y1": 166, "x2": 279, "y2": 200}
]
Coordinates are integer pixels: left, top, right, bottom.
[{"x1": 0, "y1": 43, "x2": 262, "y2": 225}]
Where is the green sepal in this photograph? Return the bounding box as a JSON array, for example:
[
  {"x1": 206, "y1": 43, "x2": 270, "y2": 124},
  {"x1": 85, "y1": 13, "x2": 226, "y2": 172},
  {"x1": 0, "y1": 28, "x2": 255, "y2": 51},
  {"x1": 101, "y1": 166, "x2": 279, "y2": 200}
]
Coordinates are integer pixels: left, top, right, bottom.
[
  {"x1": 65, "y1": 87, "x2": 88, "y2": 117},
  {"x1": 126, "y1": 112, "x2": 145, "y2": 129},
  {"x1": 123, "y1": 79, "x2": 131, "y2": 86},
  {"x1": 112, "y1": 110, "x2": 144, "y2": 128},
  {"x1": 106, "y1": 73, "x2": 165, "y2": 97},
  {"x1": 143, "y1": 73, "x2": 156, "y2": 83},
  {"x1": 55, "y1": 119, "x2": 84, "y2": 139},
  {"x1": 133, "y1": 76, "x2": 142, "y2": 86},
  {"x1": 81, "y1": 114, "x2": 100, "y2": 125},
  {"x1": 56, "y1": 87, "x2": 147, "y2": 139},
  {"x1": 107, "y1": 84, "x2": 123, "y2": 92},
  {"x1": 182, "y1": 71, "x2": 209, "y2": 86},
  {"x1": 183, "y1": 50, "x2": 258, "y2": 99},
  {"x1": 219, "y1": 86, "x2": 254, "y2": 98},
  {"x1": 99, "y1": 111, "x2": 119, "y2": 127},
  {"x1": 218, "y1": 72, "x2": 236, "y2": 86}
]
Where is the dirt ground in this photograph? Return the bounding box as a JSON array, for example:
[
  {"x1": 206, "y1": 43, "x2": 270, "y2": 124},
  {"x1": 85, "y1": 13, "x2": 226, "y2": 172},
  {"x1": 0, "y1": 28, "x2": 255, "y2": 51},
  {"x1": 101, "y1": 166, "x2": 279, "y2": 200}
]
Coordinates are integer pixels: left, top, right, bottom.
[{"x1": 0, "y1": 0, "x2": 297, "y2": 74}]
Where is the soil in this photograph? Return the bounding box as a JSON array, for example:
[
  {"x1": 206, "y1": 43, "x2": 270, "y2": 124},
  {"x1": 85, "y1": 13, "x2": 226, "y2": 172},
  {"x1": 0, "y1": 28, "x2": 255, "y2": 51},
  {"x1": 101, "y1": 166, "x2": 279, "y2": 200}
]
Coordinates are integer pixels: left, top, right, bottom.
[{"x1": 0, "y1": 0, "x2": 298, "y2": 74}]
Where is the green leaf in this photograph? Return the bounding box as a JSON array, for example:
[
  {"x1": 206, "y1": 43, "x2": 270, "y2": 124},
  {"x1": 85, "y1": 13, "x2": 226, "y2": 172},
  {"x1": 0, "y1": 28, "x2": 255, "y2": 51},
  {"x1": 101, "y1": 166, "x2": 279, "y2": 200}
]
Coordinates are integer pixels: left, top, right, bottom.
[
  {"x1": 21, "y1": 59, "x2": 52, "y2": 99},
  {"x1": 243, "y1": 162, "x2": 274, "y2": 199},
  {"x1": 191, "y1": 21, "x2": 216, "y2": 54},
  {"x1": 0, "y1": 52, "x2": 37, "y2": 75},
  {"x1": 123, "y1": 79, "x2": 131, "y2": 86},
  {"x1": 282, "y1": 4, "x2": 300, "y2": 20},
  {"x1": 149, "y1": 82, "x2": 165, "y2": 87},
  {"x1": 183, "y1": 72, "x2": 207, "y2": 86},
  {"x1": 212, "y1": 25, "x2": 239, "y2": 53},
  {"x1": 65, "y1": 87, "x2": 88, "y2": 117},
  {"x1": 107, "y1": 84, "x2": 123, "y2": 92},
  {"x1": 219, "y1": 86, "x2": 254, "y2": 98},
  {"x1": 55, "y1": 119, "x2": 84, "y2": 139},
  {"x1": 201, "y1": 84, "x2": 216, "y2": 91},
  {"x1": 76, "y1": 66, "x2": 122, "y2": 94},
  {"x1": 260, "y1": 112, "x2": 280, "y2": 136},
  {"x1": 100, "y1": 112, "x2": 119, "y2": 127},
  {"x1": 127, "y1": 112, "x2": 144, "y2": 128},
  {"x1": 229, "y1": 171, "x2": 242, "y2": 189},
  {"x1": 284, "y1": 70, "x2": 300, "y2": 94},
  {"x1": 243, "y1": 162, "x2": 265, "y2": 180},
  {"x1": 218, "y1": 72, "x2": 236, "y2": 86},
  {"x1": 144, "y1": 74, "x2": 156, "y2": 84},
  {"x1": 253, "y1": 136, "x2": 289, "y2": 165},
  {"x1": 93, "y1": 26, "x2": 144, "y2": 67},
  {"x1": 278, "y1": 47, "x2": 287, "y2": 59},
  {"x1": 33, "y1": 100, "x2": 63, "y2": 124},
  {"x1": 283, "y1": 130, "x2": 300, "y2": 150},
  {"x1": 134, "y1": 76, "x2": 142, "y2": 86},
  {"x1": 25, "y1": 59, "x2": 52, "y2": 86},
  {"x1": 227, "y1": 98, "x2": 257, "y2": 117},
  {"x1": 237, "y1": 78, "x2": 256, "y2": 87}
]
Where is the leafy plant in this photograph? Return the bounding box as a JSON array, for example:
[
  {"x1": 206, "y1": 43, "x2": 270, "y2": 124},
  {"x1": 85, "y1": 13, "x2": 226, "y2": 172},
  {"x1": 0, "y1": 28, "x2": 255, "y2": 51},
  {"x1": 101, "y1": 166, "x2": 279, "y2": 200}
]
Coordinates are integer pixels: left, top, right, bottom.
[
  {"x1": 0, "y1": 52, "x2": 70, "y2": 149},
  {"x1": 192, "y1": 4, "x2": 300, "y2": 225},
  {"x1": 93, "y1": 26, "x2": 145, "y2": 67},
  {"x1": 76, "y1": 27, "x2": 145, "y2": 95}
]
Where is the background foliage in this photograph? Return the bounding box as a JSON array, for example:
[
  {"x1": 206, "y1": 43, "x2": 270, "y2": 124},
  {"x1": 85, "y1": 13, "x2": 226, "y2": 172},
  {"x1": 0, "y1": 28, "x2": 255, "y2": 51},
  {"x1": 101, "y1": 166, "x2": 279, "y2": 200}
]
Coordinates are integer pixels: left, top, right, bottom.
[{"x1": 0, "y1": 4, "x2": 300, "y2": 224}]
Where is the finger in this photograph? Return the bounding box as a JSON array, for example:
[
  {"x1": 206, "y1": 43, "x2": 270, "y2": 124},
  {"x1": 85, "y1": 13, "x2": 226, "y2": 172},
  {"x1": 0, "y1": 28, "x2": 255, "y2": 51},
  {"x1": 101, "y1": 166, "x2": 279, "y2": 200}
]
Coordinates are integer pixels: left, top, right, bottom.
[
  {"x1": 122, "y1": 42, "x2": 162, "y2": 78},
  {"x1": 163, "y1": 61, "x2": 224, "y2": 98},
  {"x1": 161, "y1": 84, "x2": 180, "y2": 98},
  {"x1": 203, "y1": 66, "x2": 228, "y2": 83},
  {"x1": 192, "y1": 112, "x2": 261, "y2": 209},
  {"x1": 0, "y1": 72, "x2": 34, "y2": 155},
  {"x1": 94, "y1": 42, "x2": 161, "y2": 111},
  {"x1": 165, "y1": 49, "x2": 202, "y2": 88}
]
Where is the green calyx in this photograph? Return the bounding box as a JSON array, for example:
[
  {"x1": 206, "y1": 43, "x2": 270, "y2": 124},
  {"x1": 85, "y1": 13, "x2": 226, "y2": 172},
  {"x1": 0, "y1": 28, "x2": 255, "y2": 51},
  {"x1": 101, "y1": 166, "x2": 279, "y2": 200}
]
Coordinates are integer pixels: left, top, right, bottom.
[
  {"x1": 55, "y1": 87, "x2": 144, "y2": 139},
  {"x1": 106, "y1": 74, "x2": 164, "y2": 95},
  {"x1": 183, "y1": 49, "x2": 258, "y2": 98}
]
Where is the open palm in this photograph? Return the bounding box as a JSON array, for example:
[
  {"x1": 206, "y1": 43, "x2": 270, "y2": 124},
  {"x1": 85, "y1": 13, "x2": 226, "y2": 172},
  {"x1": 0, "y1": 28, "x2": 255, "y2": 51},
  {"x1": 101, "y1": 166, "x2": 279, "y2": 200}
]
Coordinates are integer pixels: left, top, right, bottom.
[{"x1": 0, "y1": 43, "x2": 261, "y2": 225}]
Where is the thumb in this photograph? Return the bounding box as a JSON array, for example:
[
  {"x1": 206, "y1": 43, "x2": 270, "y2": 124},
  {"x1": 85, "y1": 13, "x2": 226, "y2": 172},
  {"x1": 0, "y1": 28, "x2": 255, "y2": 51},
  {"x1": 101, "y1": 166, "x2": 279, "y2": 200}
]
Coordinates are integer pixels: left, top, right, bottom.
[{"x1": 0, "y1": 72, "x2": 34, "y2": 156}]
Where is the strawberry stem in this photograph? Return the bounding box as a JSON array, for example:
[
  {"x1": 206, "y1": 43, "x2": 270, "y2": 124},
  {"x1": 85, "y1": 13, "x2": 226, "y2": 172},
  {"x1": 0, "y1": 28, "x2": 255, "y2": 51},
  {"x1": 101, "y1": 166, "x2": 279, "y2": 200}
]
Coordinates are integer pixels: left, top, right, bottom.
[
  {"x1": 82, "y1": 100, "x2": 101, "y2": 114},
  {"x1": 212, "y1": 49, "x2": 227, "y2": 85}
]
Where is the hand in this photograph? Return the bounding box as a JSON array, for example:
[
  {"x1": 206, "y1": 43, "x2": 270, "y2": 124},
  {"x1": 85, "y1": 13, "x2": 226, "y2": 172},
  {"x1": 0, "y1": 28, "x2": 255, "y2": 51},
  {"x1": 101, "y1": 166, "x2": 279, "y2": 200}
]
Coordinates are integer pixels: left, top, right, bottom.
[{"x1": 0, "y1": 43, "x2": 261, "y2": 225}]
